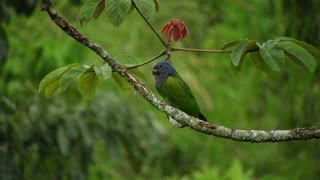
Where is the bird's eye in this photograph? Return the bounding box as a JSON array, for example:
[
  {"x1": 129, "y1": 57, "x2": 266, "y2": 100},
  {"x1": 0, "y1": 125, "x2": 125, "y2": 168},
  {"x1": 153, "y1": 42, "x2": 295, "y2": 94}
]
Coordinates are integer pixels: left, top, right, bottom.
[{"x1": 159, "y1": 65, "x2": 163, "y2": 68}]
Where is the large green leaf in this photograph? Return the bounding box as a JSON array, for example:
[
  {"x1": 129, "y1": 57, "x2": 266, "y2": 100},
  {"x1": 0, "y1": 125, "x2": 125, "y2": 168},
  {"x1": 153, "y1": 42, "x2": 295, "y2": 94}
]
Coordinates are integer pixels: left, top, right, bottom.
[
  {"x1": 105, "y1": 0, "x2": 131, "y2": 27},
  {"x1": 60, "y1": 65, "x2": 87, "y2": 91},
  {"x1": 79, "y1": 0, "x2": 105, "y2": 26},
  {"x1": 221, "y1": 40, "x2": 242, "y2": 50},
  {"x1": 39, "y1": 67, "x2": 67, "y2": 96},
  {"x1": 276, "y1": 37, "x2": 320, "y2": 60},
  {"x1": 259, "y1": 40, "x2": 285, "y2": 71},
  {"x1": 154, "y1": 0, "x2": 159, "y2": 12},
  {"x1": 231, "y1": 39, "x2": 258, "y2": 66},
  {"x1": 111, "y1": 67, "x2": 146, "y2": 93},
  {"x1": 229, "y1": 62, "x2": 240, "y2": 76},
  {"x1": 112, "y1": 72, "x2": 132, "y2": 93},
  {"x1": 129, "y1": 67, "x2": 147, "y2": 81},
  {"x1": 112, "y1": 54, "x2": 146, "y2": 92},
  {"x1": 115, "y1": 54, "x2": 146, "y2": 80},
  {"x1": 78, "y1": 66, "x2": 100, "y2": 100},
  {"x1": 249, "y1": 51, "x2": 272, "y2": 73},
  {"x1": 94, "y1": 63, "x2": 112, "y2": 80},
  {"x1": 92, "y1": 0, "x2": 105, "y2": 19},
  {"x1": 39, "y1": 64, "x2": 80, "y2": 96},
  {"x1": 278, "y1": 41, "x2": 316, "y2": 72},
  {"x1": 229, "y1": 39, "x2": 258, "y2": 75},
  {"x1": 134, "y1": 0, "x2": 155, "y2": 19}
]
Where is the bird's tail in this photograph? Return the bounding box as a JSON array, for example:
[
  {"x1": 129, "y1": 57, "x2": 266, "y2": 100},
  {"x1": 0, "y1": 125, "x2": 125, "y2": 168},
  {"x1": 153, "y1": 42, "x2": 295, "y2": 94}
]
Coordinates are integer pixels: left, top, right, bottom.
[{"x1": 199, "y1": 113, "x2": 207, "y2": 122}]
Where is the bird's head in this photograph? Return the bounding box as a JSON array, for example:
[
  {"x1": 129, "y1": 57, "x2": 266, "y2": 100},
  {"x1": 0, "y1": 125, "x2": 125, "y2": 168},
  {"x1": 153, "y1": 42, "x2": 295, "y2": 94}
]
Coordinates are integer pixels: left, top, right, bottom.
[{"x1": 152, "y1": 61, "x2": 175, "y2": 81}]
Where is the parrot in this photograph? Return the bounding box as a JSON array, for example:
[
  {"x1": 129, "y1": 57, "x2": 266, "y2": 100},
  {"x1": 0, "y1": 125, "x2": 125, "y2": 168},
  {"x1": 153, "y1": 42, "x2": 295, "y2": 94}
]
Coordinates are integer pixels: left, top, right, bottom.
[{"x1": 152, "y1": 61, "x2": 207, "y2": 127}]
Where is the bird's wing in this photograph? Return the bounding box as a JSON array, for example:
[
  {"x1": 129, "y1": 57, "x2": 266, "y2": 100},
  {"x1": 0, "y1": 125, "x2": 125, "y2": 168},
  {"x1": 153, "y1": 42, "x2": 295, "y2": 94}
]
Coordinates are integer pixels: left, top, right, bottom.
[
  {"x1": 158, "y1": 72, "x2": 200, "y2": 117},
  {"x1": 171, "y1": 72, "x2": 197, "y2": 99}
]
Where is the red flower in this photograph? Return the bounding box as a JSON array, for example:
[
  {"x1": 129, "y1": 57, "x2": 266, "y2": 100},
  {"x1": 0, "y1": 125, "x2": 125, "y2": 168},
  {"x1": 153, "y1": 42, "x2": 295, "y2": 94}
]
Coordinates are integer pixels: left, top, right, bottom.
[{"x1": 160, "y1": 18, "x2": 189, "y2": 43}]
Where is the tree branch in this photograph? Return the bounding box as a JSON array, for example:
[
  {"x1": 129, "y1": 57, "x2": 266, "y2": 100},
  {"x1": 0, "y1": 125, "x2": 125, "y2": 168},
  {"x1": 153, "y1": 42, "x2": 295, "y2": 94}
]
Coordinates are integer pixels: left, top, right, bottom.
[{"x1": 41, "y1": 0, "x2": 320, "y2": 143}]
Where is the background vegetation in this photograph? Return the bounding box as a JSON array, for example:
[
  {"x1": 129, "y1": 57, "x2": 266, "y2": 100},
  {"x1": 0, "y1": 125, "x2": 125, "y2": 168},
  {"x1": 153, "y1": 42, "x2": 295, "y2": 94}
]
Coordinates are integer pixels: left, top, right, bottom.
[{"x1": 1, "y1": 0, "x2": 319, "y2": 179}]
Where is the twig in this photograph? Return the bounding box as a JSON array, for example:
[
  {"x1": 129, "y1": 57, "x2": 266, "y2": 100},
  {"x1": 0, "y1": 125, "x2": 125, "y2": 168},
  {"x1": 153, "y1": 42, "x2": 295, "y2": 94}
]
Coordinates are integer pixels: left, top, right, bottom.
[
  {"x1": 172, "y1": 47, "x2": 232, "y2": 53},
  {"x1": 127, "y1": 49, "x2": 166, "y2": 69},
  {"x1": 132, "y1": 0, "x2": 167, "y2": 47},
  {"x1": 41, "y1": 0, "x2": 320, "y2": 143}
]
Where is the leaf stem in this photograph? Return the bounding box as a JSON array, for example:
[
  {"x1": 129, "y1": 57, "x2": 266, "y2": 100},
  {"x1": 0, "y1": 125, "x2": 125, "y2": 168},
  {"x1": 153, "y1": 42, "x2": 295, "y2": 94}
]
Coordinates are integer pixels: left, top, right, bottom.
[
  {"x1": 172, "y1": 47, "x2": 232, "y2": 53},
  {"x1": 127, "y1": 49, "x2": 166, "y2": 69},
  {"x1": 132, "y1": 0, "x2": 167, "y2": 47}
]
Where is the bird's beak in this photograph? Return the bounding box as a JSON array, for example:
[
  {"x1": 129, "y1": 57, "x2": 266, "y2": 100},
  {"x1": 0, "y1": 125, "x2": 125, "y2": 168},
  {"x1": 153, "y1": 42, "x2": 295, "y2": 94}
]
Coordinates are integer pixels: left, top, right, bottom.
[{"x1": 152, "y1": 68, "x2": 159, "y2": 76}]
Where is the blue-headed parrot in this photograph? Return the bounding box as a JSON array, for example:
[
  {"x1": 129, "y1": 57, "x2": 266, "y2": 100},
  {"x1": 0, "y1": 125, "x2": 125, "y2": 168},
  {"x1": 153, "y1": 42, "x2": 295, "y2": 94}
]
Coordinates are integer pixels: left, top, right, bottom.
[{"x1": 152, "y1": 61, "x2": 207, "y2": 127}]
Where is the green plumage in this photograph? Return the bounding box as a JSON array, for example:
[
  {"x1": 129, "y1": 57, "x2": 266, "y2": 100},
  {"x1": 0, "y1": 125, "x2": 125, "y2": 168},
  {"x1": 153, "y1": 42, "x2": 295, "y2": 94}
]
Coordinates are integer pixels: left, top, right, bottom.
[
  {"x1": 153, "y1": 61, "x2": 206, "y2": 122},
  {"x1": 157, "y1": 72, "x2": 202, "y2": 118}
]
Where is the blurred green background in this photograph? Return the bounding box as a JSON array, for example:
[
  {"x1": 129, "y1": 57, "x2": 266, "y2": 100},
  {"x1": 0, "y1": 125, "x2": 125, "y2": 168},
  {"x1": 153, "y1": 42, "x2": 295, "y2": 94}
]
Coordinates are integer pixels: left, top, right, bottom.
[{"x1": 1, "y1": 0, "x2": 320, "y2": 179}]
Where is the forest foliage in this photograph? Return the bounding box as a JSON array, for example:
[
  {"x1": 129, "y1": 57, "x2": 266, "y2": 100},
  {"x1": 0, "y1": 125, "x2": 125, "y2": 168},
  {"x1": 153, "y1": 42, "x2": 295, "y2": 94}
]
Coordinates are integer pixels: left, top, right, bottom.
[{"x1": 1, "y1": 0, "x2": 320, "y2": 179}]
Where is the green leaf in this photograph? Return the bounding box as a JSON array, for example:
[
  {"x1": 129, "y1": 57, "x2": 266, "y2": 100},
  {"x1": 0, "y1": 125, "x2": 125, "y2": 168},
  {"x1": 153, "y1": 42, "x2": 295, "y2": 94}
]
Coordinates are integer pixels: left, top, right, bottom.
[
  {"x1": 154, "y1": 0, "x2": 160, "y2": 12},
  {"x1": 113, "y1": 54, "x2": 146, "y2": 92},
  {"x1": 114, "y1": 54, "x2": 146, "y2": 81},
  {"x1": 114, "y1": 54, "x2": 138, "y2": 66},
  {"x1": 79, "y1": 0, "x2": 105, "y2": 26},
  {"x1": 229, "y1": 62, "x2": 240, "y2": 76},
  {"x1": 259, "y1": 40, "x2": 285, "y2": 71},
  {"x1": 105, "y1": 0, "x2": 131, "y2": 27},
  {"x1": 39, "y1": 64, "x2": 80, "y2": 96},
  {"x1": 112, "y1": 67, "x2": 145, "y2": 93},
  {"x1": 94, "y1": 63, "x2": 112, "y2": 80},
  {"x1": 128, "y1": 4, "x2": 135, "y2": 14},
  {"x1": 92, "y1": 0, "x2": 105, "y2": 19},
  {"x1": 112, "y1": 72, "x2": 132, "y2": 93},
  {"x1": 249, "y1": 51, "x2": 272, "y2": 73},
  {"x1": 278, "y1": 41, "x2": 316, "y2": 72},
  {"x1": 129, "y1": 67, "x2": 146, "y2": 81},
  {"x1": 229, "y1": 39, "x2": 258, "y2": 74},
  {"x1": 134, "y1": 0, "x2": 155, "y2": 19},
  {"x1": 276, "y1": 37, "x2": 320, "y2": 60},
  {"x1": 231, "y1": 39, "x2": 258, "y2": 66},
  {"x1": 221, "y1": 40, "x2": 242, "y2": 49},
  {"x1": 60, "y1": 65, "x2": 87, "y2": 91},
  {"x1": 39, "y1": 67, "x2": 66, "y2": 96},
  {"x1": 78, "y1": 66, "x2": 100, "y2": 100}
]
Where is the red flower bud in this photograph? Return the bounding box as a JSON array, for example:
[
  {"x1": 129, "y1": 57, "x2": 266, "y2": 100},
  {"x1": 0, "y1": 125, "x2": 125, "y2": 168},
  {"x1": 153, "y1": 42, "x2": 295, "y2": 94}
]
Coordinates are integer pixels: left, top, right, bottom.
[{"x1": 160, "y1": 18, "x2": 189, "y2": 43}]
